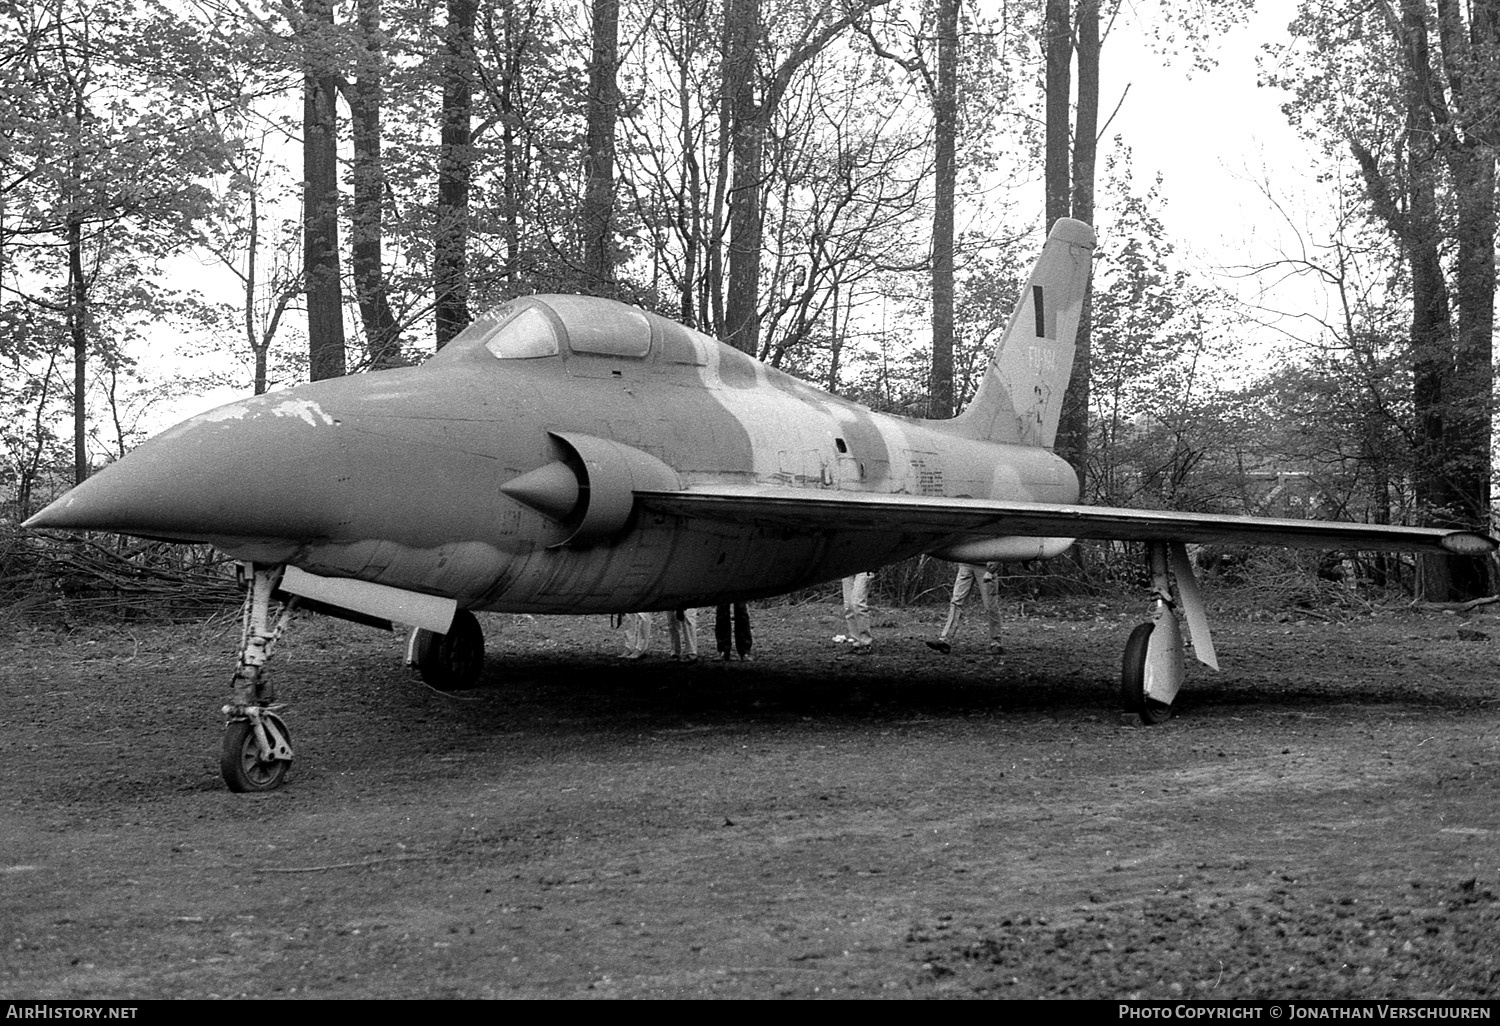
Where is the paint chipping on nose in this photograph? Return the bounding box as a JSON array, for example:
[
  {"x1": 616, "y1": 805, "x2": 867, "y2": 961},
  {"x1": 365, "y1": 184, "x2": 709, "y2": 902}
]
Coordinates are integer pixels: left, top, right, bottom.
[
  {"x1": 268, "y1": 399, "x2": 337, "y2": 427},
  {"x1": 182, "y1": 398, "x2": 336, "y2": 431},
  {"x1": 186, "y1": 403, "x2": 252, "y2": 426}
]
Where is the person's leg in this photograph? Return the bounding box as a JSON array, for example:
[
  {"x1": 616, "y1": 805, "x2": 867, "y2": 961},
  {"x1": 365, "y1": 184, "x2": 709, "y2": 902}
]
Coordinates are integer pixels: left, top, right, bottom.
[
  {"x1": 928, "y1": 564, "x2": 974, "y2": 654},
  {"x1": 668, "y1": 610, "x2": 683, "y2": 658},
  {"x1": 840, "y1": 576, "x2": 858, "y2": 641},
  {"x1": 850, "y1": 572, "x2": 872, "y2": 647},
  {"x1": 682, "y1": 608, "x2": 699, "y2": 660},
  {"x1": 980, "y1": 564, "x2": 1005, "y2": 652},
  {"x1": 624, "y1": 612, "x2": 651, "y2": 658},
  {"x1": 734, "y1": 602, "x2": 752, "y2": 658},
  {"x1": 715, "y1": 604, "x2": 732, "y2": 658},
  {"x1": 946, "y1": 564, "x2": 979, "y2": 638}
]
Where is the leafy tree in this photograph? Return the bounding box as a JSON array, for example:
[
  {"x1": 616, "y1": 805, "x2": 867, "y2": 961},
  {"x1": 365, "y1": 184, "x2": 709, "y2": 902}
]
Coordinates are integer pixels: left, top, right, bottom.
[
  {"x1": 1, "y1": 0, "x2": 234, "y2": 489},
  {"x1": 1046, "y1": 0, "x2": 1254, "y2": 493},
  {"x1": 847, "y1": 0, "x2": 1034, "y2": 410},
  {"x1": 718, "y1": 0, "x2": 895, "y2": 355},
  {"x1": 1086, "y1": 148, "x2": 1249, "y2": 514},
  {"x1": 1271, "y1": 0, "x2": 1499, "y2": 599},
  {"x1": 1233, "y1": 190, "x2": 1429, "y2": 587}
]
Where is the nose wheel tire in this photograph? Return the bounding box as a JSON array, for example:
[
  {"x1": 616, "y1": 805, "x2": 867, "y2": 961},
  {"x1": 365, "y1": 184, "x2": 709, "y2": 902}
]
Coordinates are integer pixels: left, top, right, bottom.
[
  {"x1": 413, "y1": 609, "x2": 486, "y2": 690},
  {"x1": 1121, "y1": 622, "x2": 1174, "y2": 725},
  {"x1": 221, "y1": 715, "x2": 292, "y2": 792}
]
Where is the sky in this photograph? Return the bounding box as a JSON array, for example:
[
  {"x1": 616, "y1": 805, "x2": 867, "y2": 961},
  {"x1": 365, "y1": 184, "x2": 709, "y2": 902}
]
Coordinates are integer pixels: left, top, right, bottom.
[
  {"x1": 1094, "y1": 0, "x2": 1337, "y2": 351},
  {"x1": 1103, "y1": 2, "x2": 1310, "y2": 250}
]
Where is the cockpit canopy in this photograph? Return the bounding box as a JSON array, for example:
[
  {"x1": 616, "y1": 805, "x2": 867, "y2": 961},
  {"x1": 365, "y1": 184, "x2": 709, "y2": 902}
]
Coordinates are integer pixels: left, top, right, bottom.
[
  {"x1": 456, "y1": 296, "x2": 655, "y2": 361},
  {"x1": 481, "y1": 306, "x2": 559, "y2": 359}
]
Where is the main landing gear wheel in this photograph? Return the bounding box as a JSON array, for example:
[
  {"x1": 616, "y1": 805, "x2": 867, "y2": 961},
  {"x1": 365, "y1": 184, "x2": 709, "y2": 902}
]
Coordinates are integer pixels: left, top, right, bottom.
[
  {"x1": 221, "y1": 713, "x2": 292, "y2": 792},
  {"x1": 1121, "y1": 622, "x2": 1174, "y2": 725},
  {"x1": 413, "y1": 609, "x2": 486, "y2": 690}
]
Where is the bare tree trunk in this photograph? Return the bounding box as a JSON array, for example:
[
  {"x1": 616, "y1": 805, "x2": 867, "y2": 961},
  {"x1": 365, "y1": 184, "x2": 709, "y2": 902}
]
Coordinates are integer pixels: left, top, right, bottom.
[
  {"x1": 498, "y1": 3, "x2": 522, "y2": 285},
  {"x1": 721, "y1": 0, "x2": 762, "y2": 354},
  {"x1": 244, "y1": 183, "x2": 265, "y2": 395},
  {"x1": 1043, "y1": 0, "x2": 1076, "y2": 488},
  {"x1": 583, "y1": 0, "x2": 619, "y2": 296},
  {"x1": 678, "y1": 44, "x2": 701, "y2": 327},
  {"x1": 928, "y1": 0, "x2": 958, "y2": 419},
  {"x1": 68, "y1": 213, "x2": 87, "y2": 485},
  {"x1": 350, "y1": 0, "x2": 401, "y2": 369},
  {"x1": 1043, "y1": 0, "x2": 1071, "y2": 231},
  {"x1": 435, "y1": 0, "x2": 477, "y2": 349},
  {"x1": 1442, "y1": 141, "x2": 1495, "y2": 596},
  {"x1": 1057, "y1": 0, "x2": 1098, "y2": 484},
  {"x1": 707, "y1": 62, "x2": 729, "y2": 337},
  {"x1": 717, "y1": 0, "x2": 890, "y2": 355},
  {"x1": 303, "y1": 0, "x2": 346, "y2": 381}
]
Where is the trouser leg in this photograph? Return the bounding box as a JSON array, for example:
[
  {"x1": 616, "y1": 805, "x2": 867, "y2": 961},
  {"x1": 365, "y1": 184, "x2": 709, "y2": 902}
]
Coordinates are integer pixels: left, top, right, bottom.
[
  {"x1": 941, "y1": 565, "x2": 977, "y2": 641},
  {"x1": 733, "y1": 602, "x2": 752, "y2": 656}
]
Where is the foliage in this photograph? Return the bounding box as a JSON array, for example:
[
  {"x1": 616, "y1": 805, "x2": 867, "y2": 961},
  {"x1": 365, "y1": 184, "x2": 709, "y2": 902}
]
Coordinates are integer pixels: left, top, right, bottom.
[
  {"x1": 1085, "y1": 146, "x2": 1255, "y2": 514},
  {"x1": 1267, "y1": 0, "x2": 1499, "y2": 599},
  {"x1": 0, "y1": 0, "x2": 242, "y2": 508}
]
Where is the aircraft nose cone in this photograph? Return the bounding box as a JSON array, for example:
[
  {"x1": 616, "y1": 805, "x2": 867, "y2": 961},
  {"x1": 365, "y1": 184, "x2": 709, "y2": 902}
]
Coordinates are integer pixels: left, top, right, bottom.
[{"x1": 24, "y1": 392, "x2": 351, "y2": 544}]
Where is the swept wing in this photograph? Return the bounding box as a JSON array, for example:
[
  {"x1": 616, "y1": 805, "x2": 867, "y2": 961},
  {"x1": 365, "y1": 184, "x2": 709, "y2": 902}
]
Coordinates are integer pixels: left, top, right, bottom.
[{"x1": 636, "y1": 485, "x2": 1495, "y2": 556}]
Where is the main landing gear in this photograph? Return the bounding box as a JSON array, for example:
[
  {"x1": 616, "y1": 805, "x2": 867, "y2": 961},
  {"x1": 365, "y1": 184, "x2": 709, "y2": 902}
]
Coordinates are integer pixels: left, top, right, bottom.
[
  {"x1": 1121, "y1": 541, "x2": 1218, "y2": 725},
  {"x1": 408, "y1": 609, "x2": 486, "y2": 691}
]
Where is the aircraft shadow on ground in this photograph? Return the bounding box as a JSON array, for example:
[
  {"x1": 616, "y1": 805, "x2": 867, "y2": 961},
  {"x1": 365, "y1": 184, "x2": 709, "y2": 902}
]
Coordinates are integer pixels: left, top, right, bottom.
[{"x1": 387, "y1": 646, "x2": 1485, "y2": 737}]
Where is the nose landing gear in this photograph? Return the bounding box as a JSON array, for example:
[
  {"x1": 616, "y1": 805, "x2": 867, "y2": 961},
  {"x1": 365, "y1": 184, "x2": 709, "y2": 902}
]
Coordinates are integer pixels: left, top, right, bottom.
[{"x1": 221, "y1": 563, "x2": 299, "y2": 791}]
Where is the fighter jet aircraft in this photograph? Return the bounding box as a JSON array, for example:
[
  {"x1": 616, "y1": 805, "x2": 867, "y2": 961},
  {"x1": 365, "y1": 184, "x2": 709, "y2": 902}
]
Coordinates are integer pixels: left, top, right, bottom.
[{"x1": 25, "y1": 218, "x2": 1495, "y2": 791}]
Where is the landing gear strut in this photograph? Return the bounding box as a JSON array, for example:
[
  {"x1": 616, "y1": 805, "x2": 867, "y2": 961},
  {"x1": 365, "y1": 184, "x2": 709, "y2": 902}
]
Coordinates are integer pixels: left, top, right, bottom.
[
  {"x1": 409, "y1": 609, "x2": 486, "y2": 690},
  {"x1": 1121, "y1": 542, "x2": 1183, "y2": 724},
  {"x1": 221, "y1": 563, "x2": 298, "y2": 791},
  {"x1": 1121, "y1": 539, "x2": 1224, "y2": 725}
]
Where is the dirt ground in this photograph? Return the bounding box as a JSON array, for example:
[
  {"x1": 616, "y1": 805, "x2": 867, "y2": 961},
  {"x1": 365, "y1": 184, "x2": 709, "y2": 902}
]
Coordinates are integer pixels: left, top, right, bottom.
[{"x1": 3, "y1": 590, "x2": 1499, "y2": 1000}]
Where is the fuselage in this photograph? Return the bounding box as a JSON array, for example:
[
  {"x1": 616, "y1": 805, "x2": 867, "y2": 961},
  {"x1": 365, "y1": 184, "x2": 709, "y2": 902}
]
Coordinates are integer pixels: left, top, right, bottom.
[{"x1": 29, "y1": 295, "x2": 1079, "y2": 613}]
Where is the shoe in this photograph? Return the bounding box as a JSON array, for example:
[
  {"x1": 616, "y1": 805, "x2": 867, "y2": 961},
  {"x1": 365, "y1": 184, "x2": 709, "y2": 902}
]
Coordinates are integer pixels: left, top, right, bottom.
[
  {"x1": 925, "y1": 640, "x2": 951, "y2": 655},
  {"x1": 988, "y1": 641, "x2": 1006, "y2": 654},
  {"x1": 684, "y1": 654, "x2": 699, "y2": 663},
  {"x1": 851, "y1": 641, "x2": 871, "y2": 654},
  {"x1": 623, "y1": 651, "x2": 645, "y2": 660},
  {"x1": 738, "y1": 652, "x2": 753, "y2": 661},
  {"x1": 721, "y1": 651, "x2": 733, "y2": 661}
]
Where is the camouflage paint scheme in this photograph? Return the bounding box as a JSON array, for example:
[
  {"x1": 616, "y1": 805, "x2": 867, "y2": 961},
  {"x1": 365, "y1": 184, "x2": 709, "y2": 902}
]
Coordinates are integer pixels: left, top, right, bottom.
[{"x1": 26, "y1": 218, "x2": 1491, "y2": 623}]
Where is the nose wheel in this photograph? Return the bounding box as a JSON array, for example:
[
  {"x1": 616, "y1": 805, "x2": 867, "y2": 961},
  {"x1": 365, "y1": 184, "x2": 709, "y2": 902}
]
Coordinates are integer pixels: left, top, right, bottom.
[{"x1": 220, "y1": 709, "x2": 293, "y2": 792}]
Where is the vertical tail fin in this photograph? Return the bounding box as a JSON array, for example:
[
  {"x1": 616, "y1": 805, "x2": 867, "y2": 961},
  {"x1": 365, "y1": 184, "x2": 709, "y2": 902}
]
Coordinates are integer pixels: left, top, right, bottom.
[{"x1": 948, "y1": 217, "x2": 1095, "y2": 446}]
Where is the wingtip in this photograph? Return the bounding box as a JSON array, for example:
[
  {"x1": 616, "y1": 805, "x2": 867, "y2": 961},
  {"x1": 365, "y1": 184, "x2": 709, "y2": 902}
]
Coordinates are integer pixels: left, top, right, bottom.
[{"x1": 1440, "y1": 531, "x2": 1498, "y2": 556}]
